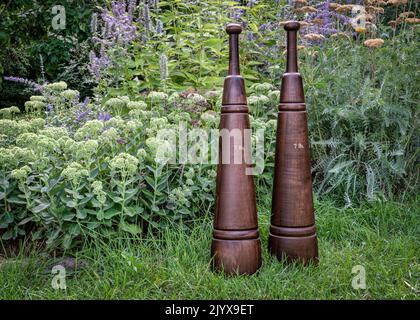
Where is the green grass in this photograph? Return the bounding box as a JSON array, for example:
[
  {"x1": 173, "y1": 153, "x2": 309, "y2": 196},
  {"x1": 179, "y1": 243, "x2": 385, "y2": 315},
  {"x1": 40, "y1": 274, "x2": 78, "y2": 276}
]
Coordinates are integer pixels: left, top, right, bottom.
[{"x1": 0, "y1": 198, "x2": 419, "y2": 299}]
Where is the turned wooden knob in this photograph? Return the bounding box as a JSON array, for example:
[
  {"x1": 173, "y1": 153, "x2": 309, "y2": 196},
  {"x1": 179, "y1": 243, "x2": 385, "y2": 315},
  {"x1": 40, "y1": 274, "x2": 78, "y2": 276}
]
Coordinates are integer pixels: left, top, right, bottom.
[{"x1": 226, "y1": 23, "x2": 242, "y2": 34}]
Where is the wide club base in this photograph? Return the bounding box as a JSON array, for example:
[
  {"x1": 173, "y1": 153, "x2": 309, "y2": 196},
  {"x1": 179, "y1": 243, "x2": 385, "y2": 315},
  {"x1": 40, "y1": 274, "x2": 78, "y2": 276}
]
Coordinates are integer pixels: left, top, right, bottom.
[
  {"x1": 211, "y1": 238, "x2": 262, "y2": 275},
  {"x1": 268, "y1": 225, "x2": 318, "y2": 265}
]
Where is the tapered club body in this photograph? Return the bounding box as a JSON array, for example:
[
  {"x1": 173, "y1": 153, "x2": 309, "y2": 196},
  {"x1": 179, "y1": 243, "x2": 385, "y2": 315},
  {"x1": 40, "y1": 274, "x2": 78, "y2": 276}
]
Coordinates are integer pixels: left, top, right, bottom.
[
  {"x1": 211, "y1": 23, "x2": 262, "y2": 275},
  {"x1": 269, "y1": 21, "x2": 319, "y2": 264}
]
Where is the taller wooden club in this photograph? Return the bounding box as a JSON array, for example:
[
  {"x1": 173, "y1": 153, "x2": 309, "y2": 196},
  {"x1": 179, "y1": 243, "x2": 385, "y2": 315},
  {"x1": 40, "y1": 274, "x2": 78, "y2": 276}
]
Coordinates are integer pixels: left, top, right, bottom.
[
  {"x1": 269, "y1": 21, "x2": 319, "y2": 264},
  {"x1": 211, "y1": 23, "x2": 262, "y2": 275}
]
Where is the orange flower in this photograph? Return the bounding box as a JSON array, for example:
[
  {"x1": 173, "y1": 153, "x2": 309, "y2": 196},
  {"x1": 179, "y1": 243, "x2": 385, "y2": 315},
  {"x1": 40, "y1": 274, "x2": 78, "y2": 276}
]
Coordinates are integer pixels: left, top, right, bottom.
[
  {"x1": 335, "y1": 5, "x2": 354, "y2": 13},
  {"x1": 280, "y1": 21, "x2": 309, "y2": 27},
  {"x1": 295, "y1": 6, "x2": 318, "y2": 13},
  {"x1": 311, "y1": 18, "x2": 324, "y2": 25},
  {"x1": 387, "y1": 0, "x2": 408, "y2": 5},
  {"x1": 388, "y1": 20, "x2": 399, "y2": 28},
  {"x1": 406, "y1": 18, "x2": 420, "y2": 24},
  {"x1": 366, "y1": 6, "x2": 385, "y2": 14},
  {"x1": 355, "y1": 27, "x2": 367, "y2": 33},
  {"x1": 329, "y1": 3, "x2": 340, "y2": 10},
  {"x1": 294, "y1": 0, "x2": 308, "y2": 5},
  {"x1": 399, "y1": 11, "x2": 415, "y2": 18},
  {"x1": 366, "y1": 0, "x2": 386, "y2": 5},
  {"x1": 303, "y1": 33, "x2": 325, "y2": 41},
  {"x1": 364, "y1": 38, "x2": 384, "y2": 48}
]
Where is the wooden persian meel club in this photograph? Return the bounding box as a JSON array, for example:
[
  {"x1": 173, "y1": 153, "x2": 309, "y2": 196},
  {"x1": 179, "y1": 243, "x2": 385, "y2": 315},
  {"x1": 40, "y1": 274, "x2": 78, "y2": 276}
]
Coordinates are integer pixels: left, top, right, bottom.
[
  {"x1": 269, "y1": 21, "x2": 319, "y2": 264},
  {"x1": 211, "y1": 23, "x2": 262, "y2": 275}
]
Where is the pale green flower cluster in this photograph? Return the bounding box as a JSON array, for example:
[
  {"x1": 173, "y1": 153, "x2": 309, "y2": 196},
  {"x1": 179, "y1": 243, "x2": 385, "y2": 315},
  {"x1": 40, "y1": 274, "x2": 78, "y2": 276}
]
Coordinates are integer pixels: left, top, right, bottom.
[
  {"x1": 99, "y1": 127, "x2": 119, "y2": 145},
  {"x1": 169, "y1": 111, "x2": 191, "y2": 123},
  {"x1": 29, "y1": 96, "x2": 46, "y2": 102},
  {"x1": 61, "y1": 89, "x2": 80, "y2": 100},
  {"x1": 0, "y1": 106, "x2": 20, "y2": 119},
  {"x1": 24, "y1": 96, "x2": 48, "y2": 113},
  {"x1": 127, "y1": 101, "x2": 147, "y2": 110},
  {"x1": 0, "y1": 134, "x2": 7, "y2": 147},
  {"x1": 128, "y1": 109, "x2": 153, "y2": 120},
  {"x1": 251, "y1": 82, "x2": 274, "y2": 92},
  {"x1": 92, "y1": 181, "x2": 107, "y2": 205},
  {"x1": 45, "y1": 81, "x2": 68, "y2": 91},
  {"x1": 187, "y1": 93, "x2": 206, "y2": 103},
  {"x1": 16, "y1": 132, "x2": 39, "y2": 148},
  {"x1": 105, "y1": 97, "x2": 126, "y2": 110},
  {"x1": 145, "y1": 137, "x2": 175, "y2": 164},
  {"x1": 109, "y1": 153, "x2": 139, "y2": 178},
  {"x1": 146, "y1": 117, "x2": 169, "y2": 135},
  {"x1": 11, "y1": 165, "x2": 31, "y2": 182},
  {"x1": 136, "y1": 148, "x2": 147, "y2": 161},
  {"x1": 125, "y1": 120, "x2": 143, "y2": 133},
  {"x1": 200, "y1": 111, "x2": 218, "y2": 125},
  {"x1": 169, "y1": 186, "x2": 192, "y2": 208},
  {"x1": 168, "y1": 92, "x2": 180, "y2": 104},
  {"x1": 36, "y1": 135, "x2": 60, "y2": 154},
  {"x1": 74, "y1": 120, "x2": 104, "y2": 140},
  {"x1": 248, "y1": 94, "x2": 270, "y2": 106},
  {"x1": 268, "y1": 90, "x2": 280, "y2": 101},
  {"x1": 0, "y1": 147, "x2": 35, "y2": 168},
  {"x1": 184, "y1": 167, "x2": 195, "y2": 180},
  {"x1": 106, "y1": 117, "x2": 126, "y2": 131},
  {"x1": 30, "y1": 118, "x2": 46, "y2": 131},
  {"x1": 204, "y1": 90, "x2": 222, "y2": 99},
  {"x1": 148, "y1": 91, "x2": 168, "y2": 101},
  {"x1": 0, "y1": 118, "x2": 44, "y2": 141},
  {"x1": 58, "y1": 136, "x2": 76, "y2": 153},
  {"x1": 61, "y1": 162, "x2": 89, "y2": 185},
  {"x1": 75, "y1": 139, "x2": 99, "y2": 160},
  {"x1": 38, "y1": 127, "x2": 69, "y2": 139}
]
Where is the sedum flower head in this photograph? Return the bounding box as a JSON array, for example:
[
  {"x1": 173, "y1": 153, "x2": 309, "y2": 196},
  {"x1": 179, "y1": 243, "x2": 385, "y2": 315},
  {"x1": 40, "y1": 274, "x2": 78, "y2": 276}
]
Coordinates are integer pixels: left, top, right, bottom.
[
  {"x1": 75, "y1": 119, "x2": 104, "y2": 140},
  {"x1": 45, "y1": 81, "x2": 68, "y2": 91},
  {"x1": 99, "y1": 127, "x2": 119, "y2": 145},
  {"x1": 75, "y1": 139, "x2": 99, "y2": 160},
  {"x1": 61, "y1": 89, "x2": 80, "y2": 100},
  {"x1": 136, "y1": 148, "x2": 147, "y2": 161},
  {"x1": 109, "y1": 153, "x2": 139, "y2": 178},
  {"x1": 36, "y1": 136, "x2": 60, "y2": 153},
  {"x1": 106, "y1": 116, "x2": 126, "y2": 131},
  {"x1": 127, "y1": 101, "x2": 148, "y2": 110},
  {"x1": 184, "y1": 167, "x2": 195, "y2": 180},
  {"x1": 62, "y1": 162, "x2": 89, "y2": 185},
  {"x1": 39, "y1": 127, "x2": 68, "y2": 139},
  {"x1": 16, "y1": 132, "x2": 39, "y2": 148},
  {"x1": 148, "y1": 91, "x2": 168, "y2": 101},
  {"x1": 252, "y1": 83, "x2": 274, "y2": 93},
  {"x1": 30, "y1": 118, "x2": 46, "y2": 131},
  {"x1": 30, "y1": 96, "x2": 46, "y2": 102},
  {"x1": 92, "y1": 180, "x2": 107, "y2": 205},
  {"x1": 11, "y1": 165, "x2": 32, "y2": 182},
  {"x1": 145, "y1": 137, "x2": 174, "y2": 164},
  {"x1": 104, "y1": 97, "x2": 127, "y2": 114}
]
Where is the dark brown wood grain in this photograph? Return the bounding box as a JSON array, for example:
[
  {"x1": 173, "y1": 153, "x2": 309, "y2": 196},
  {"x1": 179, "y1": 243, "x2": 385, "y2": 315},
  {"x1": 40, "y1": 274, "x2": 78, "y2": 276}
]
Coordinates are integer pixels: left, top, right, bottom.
[
  {"x1": 211, "y1": 23, "x2": 262, "y2": 275},
  {"x1": 269, "y1": 21, "x2": 319, "y2": 265}
]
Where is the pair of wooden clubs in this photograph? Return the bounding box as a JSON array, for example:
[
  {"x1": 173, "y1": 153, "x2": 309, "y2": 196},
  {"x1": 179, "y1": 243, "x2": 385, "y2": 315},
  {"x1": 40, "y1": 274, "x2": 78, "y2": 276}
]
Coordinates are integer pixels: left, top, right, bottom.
[{"x1": 211, "y1": 22, "x2": 318, "y2": 275}]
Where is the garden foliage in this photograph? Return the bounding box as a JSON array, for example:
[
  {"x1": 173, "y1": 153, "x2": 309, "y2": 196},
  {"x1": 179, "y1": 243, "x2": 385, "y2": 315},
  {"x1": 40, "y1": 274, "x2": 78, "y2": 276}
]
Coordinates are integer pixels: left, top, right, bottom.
[{"x1": 0, "y1": 0, "x2": 419, "y2": 248}]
